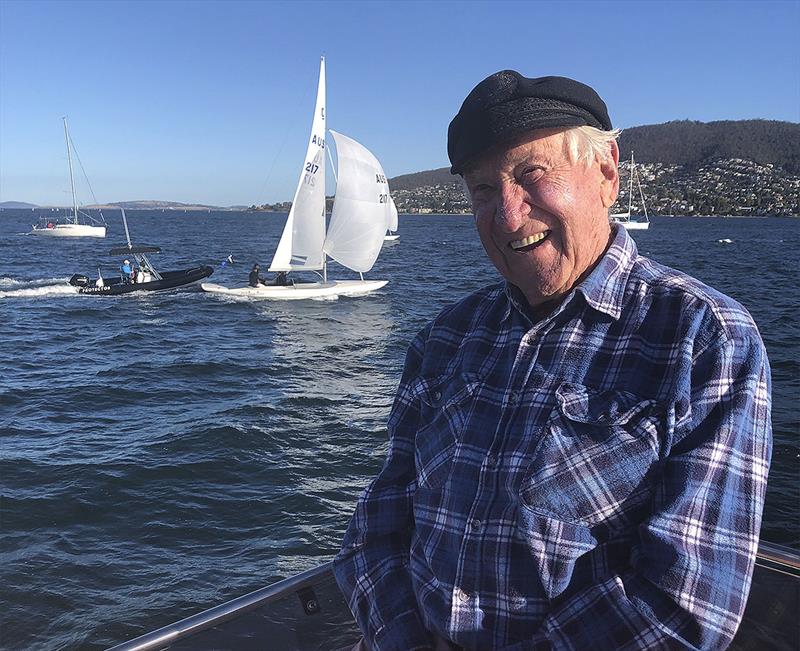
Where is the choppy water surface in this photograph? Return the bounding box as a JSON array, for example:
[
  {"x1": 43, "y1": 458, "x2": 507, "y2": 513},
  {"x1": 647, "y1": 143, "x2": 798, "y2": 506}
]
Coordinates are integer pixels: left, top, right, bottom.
[{"x1": 1, "y1": 211, "x2": 798, "y2": 650}]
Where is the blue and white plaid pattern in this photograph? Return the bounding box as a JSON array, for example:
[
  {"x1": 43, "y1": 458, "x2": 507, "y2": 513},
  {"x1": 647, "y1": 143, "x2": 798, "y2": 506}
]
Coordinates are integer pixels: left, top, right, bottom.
[{"x1": 334, "y1": 226, "x2": 772, "y2": 650}]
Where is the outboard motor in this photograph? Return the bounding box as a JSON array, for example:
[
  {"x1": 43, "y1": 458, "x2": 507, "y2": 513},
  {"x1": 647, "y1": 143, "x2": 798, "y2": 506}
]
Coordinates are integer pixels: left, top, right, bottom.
[{"x1": 69, "y1": 274, "x2": 90, "y2": 287}]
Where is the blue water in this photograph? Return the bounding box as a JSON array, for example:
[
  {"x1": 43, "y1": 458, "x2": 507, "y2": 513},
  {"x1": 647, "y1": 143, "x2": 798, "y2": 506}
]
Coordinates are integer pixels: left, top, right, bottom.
[{"x1": 1, "y1": 211, "x2": 798, "y2": 650}]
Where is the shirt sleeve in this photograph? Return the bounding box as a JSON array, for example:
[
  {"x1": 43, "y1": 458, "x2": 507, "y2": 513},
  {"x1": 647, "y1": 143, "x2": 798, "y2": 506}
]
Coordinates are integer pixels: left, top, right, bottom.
[
  {"x1": 333, "y1": 329, "x2": 436, "y2": 651},
  {"x1": 508, "y1": 313, "x2": 773, "y2": 651}
]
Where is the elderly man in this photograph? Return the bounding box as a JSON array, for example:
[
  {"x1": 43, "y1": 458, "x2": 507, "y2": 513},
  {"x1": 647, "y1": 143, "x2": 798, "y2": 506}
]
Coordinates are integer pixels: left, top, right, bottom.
[{"x1": 333, "y1": 71, "x2": 771, "y2": 650}]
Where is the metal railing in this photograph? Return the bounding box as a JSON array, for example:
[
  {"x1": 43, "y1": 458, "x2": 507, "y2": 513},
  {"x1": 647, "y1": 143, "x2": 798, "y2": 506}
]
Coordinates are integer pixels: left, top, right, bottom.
[
  {"x1": 107, "y1": 563, "x2": 334, "y2": 651},
  {"x1": 108, "y1": 542, "x2": 800, "y2": 651}
]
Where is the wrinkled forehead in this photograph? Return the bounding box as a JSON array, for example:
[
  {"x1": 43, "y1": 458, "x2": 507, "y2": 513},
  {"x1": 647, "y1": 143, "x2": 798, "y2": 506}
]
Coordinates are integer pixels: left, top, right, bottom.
[{"x1": 460, "y1": 128, "x2": 570, "y2": 178}]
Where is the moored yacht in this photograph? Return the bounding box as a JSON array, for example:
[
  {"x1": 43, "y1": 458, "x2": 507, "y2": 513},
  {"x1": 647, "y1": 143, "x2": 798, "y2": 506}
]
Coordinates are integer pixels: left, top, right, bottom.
[
  {"x1": 30, "y1": 118, "x2": 107, "y2": 238},
  {"x1": 610, "y1": 151, "x2": 650, "y2": 230}
]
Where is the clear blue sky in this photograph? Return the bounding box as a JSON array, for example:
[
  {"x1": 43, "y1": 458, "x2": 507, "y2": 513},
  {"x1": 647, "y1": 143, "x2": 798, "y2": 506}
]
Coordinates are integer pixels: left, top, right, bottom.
[{"x1": 1, "y1": 0, "x2": 798, "y2": 207}]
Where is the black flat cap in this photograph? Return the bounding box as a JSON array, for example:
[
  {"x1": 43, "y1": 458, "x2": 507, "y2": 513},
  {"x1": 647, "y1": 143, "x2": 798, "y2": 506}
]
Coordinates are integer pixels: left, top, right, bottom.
[{"x1": 447, "y1": 71, "x2": 612, "y2": 174}]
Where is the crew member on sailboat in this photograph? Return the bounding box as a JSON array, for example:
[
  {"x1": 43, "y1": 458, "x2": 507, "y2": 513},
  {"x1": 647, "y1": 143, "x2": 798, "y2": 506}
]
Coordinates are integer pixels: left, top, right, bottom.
[
  {"x1": 249, "y1": 264, "x2": 266, "y2": 287},
  {"x1": 333, "y1": 71, "x2": 771, "y2": 650}
]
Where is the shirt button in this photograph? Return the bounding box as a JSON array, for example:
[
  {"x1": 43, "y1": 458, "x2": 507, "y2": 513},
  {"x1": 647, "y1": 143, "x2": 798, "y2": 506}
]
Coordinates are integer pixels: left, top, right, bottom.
[
  {"x1": 432, "y1": 390, "x2": 442, "y2": 403},
  {"x1": 470, "y1": 519, "x2": 483, "y2": 532},
  {"x1": 486, "y1": 454, "x2": 497, "y2": 468},
  {"x1": 509, "y1": 589, "x2": 526, "y2": 611},
  {"x1": 455, "y1": 588, "x2": 470, "y2": 602},
  {"x1": 507, "y1": 392, "x2": 519, "y2": 406}
]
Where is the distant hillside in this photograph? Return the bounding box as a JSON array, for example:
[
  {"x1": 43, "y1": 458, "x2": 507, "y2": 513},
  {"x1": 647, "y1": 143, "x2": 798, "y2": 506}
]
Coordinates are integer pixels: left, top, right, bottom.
[
  {"x1": 0, "y1": 201, "x2": 38, "y2": 209},
  {"x1": 389, "y1": 168, "x2": 455, "y2": 191},
  {"x1": 89, "y1": 200, "x2": 226, "y2": 211},
  {"x1": 618, "y1": 120, "x2": 800, "y2": 173},
  {"x1": 388, "y1": 119, "x2": 800, "y2": 188}
]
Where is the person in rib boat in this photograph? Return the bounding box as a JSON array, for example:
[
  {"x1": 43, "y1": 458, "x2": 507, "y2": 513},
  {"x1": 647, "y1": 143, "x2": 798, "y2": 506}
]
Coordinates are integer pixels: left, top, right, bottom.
[{"x1": 333, "y1": 71, "x2": 772, "y2": 650}]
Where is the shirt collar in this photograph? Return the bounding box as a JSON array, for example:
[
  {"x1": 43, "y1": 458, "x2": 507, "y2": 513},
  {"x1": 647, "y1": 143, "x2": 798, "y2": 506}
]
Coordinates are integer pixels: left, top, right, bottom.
[
  {"x1": 501, "y1": 224, "x2": 637, "y2": 323},
  {"x1": 502, "y1": 283, "x2": 534, "y2": 325},
  {"x1": 576, "y1": 224, "x2": 636, "y2": 320}
]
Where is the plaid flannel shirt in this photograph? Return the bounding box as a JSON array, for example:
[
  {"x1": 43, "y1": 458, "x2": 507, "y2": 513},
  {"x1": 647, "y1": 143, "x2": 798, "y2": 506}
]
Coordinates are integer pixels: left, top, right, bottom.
[{"x1": 334, "y1": 226, "x2": 772, "y2": 650}]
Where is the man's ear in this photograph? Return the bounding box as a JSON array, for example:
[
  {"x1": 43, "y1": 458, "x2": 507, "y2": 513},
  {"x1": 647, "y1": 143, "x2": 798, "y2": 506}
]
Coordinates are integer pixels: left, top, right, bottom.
[{"x1": 600, "y1": 139, "x2": 620, "y2": 209}]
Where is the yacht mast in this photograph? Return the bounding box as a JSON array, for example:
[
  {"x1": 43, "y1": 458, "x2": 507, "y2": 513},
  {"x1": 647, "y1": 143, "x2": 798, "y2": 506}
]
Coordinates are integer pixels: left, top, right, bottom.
[
  {"x1": 63, "y1": 117, "x2": 79, "y2": 225},
  {"x1": 627, "y1": 151, "x2": 635, "y2": 215}
]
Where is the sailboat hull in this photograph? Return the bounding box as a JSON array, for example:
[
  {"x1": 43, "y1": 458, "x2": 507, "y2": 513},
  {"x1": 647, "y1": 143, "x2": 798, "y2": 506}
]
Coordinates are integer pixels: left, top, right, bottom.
[
  {"x1": 30, "y1": 223, "x2": 107, "y2": 237},
  {"x1": 613, "y1": 219, "x2": 650, "y2": 230},
  {"x1": 201, "y1": 279, "x2": 387, "y2": 300}
]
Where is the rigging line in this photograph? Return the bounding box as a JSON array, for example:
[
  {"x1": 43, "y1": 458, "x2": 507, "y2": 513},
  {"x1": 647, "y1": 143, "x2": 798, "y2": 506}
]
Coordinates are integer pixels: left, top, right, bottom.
[
  {"x1": 67, "y1": 132, "x2": 106, "y2": 226},
  {"x1": 635, "y1": 161, "x2": 648, "y2": 219},
  {"x1": 257, "y1": 81, "x2": 310, "y2": 203},
  {"x1": 257, "y1": 79, "x2": 314, "y2": 205},
  {"x1": 257, "y1": 127, "x2": 291, "y2": 205}
]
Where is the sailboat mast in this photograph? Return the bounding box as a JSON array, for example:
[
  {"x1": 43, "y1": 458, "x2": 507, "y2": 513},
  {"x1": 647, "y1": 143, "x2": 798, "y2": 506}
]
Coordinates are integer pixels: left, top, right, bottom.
[
  {"x1": 321, "y1": 55, "x2": 328, "y2": 284},
  {"x1": 63, "y1": 117, "x2": 79, "y2": 225},
  {"x1": 627, "y1": 151, "x2": 635, "y2": 215}
]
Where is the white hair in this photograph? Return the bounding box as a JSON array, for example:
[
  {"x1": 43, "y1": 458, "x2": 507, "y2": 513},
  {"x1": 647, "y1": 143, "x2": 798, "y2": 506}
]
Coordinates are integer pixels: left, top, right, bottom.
[
  {"x1": 563, "y1": 125, "x2": 621, "y2": 165},
  {"x1": 458, "y1": 125, "x2": 621, "y2": 198}
]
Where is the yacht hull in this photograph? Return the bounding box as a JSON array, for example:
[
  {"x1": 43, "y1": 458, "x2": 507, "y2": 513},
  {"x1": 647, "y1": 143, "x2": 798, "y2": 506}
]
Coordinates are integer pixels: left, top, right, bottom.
[
  {"x1": 30, "y1": 223, "x2": 107, "y2": 237},
  {"x1": 617, "y1": 220, "x2": 650, "y2": 230},
  {"x1": 201, "y1": 279, "x2": 387, "y2": 300}
]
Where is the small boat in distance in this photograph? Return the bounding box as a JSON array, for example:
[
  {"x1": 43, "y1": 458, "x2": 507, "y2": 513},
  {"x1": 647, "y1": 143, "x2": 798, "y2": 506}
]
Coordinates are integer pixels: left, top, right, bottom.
[
  {"x1": 384, "y1": 197, "x2": 400, "y2": 243},
  {"x1": 202, "y1": 57, "x2": 393, "y2": 300},
  {"x1": 610, "y1": 151, "x2": 650, "y2": 230},
  {"x1": 30, "y1": 117, "x2": 107, "y2": 238},
  {"x1": 68, "y1": 209, "x2": 212, "y2": 295}
]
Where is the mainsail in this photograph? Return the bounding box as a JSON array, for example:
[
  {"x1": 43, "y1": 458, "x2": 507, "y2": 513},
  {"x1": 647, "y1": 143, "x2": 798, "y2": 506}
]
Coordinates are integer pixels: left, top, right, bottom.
[
  {"x1": 269, "y1": 57, "x2": 327, "y2": 272},
  {"x1": 323, "y1": 130, "x2": 392, "y2": 273}
]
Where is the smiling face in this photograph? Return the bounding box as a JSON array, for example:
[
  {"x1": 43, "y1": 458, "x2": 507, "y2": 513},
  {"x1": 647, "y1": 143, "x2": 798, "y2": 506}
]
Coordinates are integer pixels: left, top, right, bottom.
[{"x1": 463, "y1": 128, "x2": 619, "y2": 308}]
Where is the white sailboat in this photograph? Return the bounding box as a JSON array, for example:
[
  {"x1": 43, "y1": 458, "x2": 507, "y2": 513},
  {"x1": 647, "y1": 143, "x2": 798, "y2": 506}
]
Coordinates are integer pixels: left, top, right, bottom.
[
  {"x1": 202, "y1": 57, "x2": 392, "y2": 300},
  {"x1": 30, "y1": 117, "x2": 107, "y2": 237},
  {"x1": 610, "y1": 151, "x2": 650, "y2": 230},
  {"x1": 384, "y1": 197, "x2": 399, "y2": 243}
]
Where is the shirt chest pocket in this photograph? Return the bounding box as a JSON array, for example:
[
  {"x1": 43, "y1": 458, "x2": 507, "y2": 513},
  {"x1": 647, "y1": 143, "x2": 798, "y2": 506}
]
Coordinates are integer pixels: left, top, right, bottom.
[
  {"x1": 414, "y1": 374, "x2": 482, "y2": 490},
  {"x1": 519, "y1": 382, "x2": 664, "y2": 527}
]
